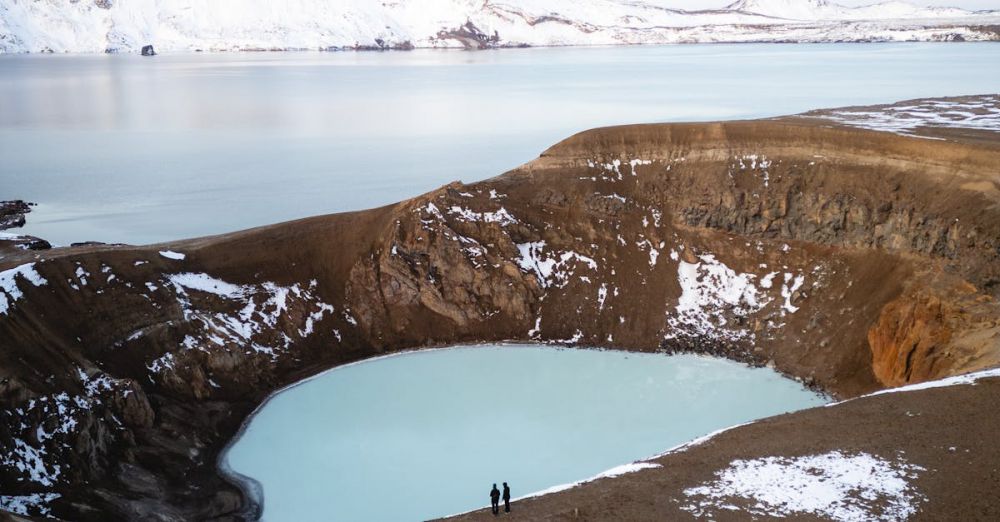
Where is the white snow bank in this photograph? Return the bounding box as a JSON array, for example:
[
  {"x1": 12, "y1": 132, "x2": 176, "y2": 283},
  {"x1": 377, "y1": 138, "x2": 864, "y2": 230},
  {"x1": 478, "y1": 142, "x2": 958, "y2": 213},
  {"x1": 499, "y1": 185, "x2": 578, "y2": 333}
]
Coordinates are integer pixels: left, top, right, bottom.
[
  {"x1": 871, "y1": 365, "x2": 1000, "y2": 397},
  {"x1": 0, "y1": 493, "x2": 61, "y2": 517},
  {"x1": 168, "y1": 272, "x2": 245, "y2": 298},
  {"x1": 822, "y1": 366, "x2": 1000, "y2": 410},
  {"x1": 158, "y1": 250, "x2": 186, "y2": 261},
  {"x1": 522, "y1": 462, "x2": 662, "y2": 500},
  {"x1": 682, "y1": 450, "x2": 925, "y2": 521},
  {"x1": 0, "y1": 262, "x2": 47, "y2": 316}
]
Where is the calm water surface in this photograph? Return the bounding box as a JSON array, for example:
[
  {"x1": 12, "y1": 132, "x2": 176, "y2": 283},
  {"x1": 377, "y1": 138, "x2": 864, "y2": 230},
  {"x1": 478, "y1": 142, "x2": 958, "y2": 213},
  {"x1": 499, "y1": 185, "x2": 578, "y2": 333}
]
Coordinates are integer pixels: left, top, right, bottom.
[
  {"x1": 2, "y1": 43, "x2": 999, "y2": 245},
  {"x1": 224, "y1": 346, "x2": 827, "y2": 522}
]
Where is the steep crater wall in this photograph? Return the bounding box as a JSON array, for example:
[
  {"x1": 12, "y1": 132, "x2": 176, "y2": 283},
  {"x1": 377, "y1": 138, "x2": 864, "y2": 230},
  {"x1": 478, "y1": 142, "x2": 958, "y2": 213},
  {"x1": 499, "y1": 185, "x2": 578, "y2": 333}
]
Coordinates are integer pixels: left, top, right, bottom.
[{"x1": 0, "y1": 120, "x2": 998, "y2": 520}]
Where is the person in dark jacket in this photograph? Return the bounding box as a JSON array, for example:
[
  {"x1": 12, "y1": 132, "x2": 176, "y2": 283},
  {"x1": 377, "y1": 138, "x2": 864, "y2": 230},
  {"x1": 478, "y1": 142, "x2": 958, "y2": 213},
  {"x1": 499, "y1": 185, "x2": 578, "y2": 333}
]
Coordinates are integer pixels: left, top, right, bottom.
[
  {"x1": 490, "y1": 484, "x2": 501, "y2": 515},
  {"x1": 502, "y1": 482, "x2": 511, "y2": 513}
]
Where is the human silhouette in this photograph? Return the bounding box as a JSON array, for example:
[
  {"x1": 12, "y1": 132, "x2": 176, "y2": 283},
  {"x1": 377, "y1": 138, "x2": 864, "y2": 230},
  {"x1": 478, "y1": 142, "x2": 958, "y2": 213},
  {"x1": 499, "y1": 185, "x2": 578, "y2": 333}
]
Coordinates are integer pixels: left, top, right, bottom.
[
  {"x1": 502, "y1": 482, "x2": 511, "y2": 513},
  {"x1": 490, "y1": 483, "x2": 500, "y2": 515}
]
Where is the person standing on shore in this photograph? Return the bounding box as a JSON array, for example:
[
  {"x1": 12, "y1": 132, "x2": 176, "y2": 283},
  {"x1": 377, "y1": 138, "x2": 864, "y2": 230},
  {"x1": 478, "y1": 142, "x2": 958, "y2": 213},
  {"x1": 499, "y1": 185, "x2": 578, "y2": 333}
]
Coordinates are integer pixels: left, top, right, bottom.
[
  {"x1": 490, "y1": 484, "x2": 501, "y2": 515},
  {"x1": 502, "y1": 482, "x2": 511, "y2": 513}
]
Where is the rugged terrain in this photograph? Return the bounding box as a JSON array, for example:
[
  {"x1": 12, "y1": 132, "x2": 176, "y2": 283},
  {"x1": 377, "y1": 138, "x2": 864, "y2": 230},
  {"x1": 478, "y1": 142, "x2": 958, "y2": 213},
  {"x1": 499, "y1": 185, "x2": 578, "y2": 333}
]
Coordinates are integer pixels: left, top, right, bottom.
[
  {"x1": 2, "y1": 0, "x2": 999, "y2": 53},
  {"x1": 1, "y1": 96, "x2": 1000, "y2": 519}
]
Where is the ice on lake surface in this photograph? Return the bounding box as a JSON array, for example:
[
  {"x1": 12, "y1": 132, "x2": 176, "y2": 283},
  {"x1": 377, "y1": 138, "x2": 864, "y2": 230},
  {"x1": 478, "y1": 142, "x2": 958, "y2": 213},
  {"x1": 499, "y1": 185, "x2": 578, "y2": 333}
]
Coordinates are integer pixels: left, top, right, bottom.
[
  {"x1": 223, "y1": 345, "x2": 827, "y2": 521},
  {"x1": 2, "y1": 43, "x2": 1000, "y2": 246}
]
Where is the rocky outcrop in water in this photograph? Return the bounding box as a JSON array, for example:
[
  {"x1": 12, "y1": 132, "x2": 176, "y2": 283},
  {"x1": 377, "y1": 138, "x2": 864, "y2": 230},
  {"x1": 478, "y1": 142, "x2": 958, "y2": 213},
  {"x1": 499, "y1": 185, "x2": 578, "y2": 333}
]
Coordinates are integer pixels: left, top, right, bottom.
[
  {"x1": 0, "y1": 201, "x2": 32, "y2": 231},
  {"x1": 1, "y1": 99, "x2": 999, "y2": 519},
  {"x1": 0, "y1": 201, "x2": 51, "y2": 257}
]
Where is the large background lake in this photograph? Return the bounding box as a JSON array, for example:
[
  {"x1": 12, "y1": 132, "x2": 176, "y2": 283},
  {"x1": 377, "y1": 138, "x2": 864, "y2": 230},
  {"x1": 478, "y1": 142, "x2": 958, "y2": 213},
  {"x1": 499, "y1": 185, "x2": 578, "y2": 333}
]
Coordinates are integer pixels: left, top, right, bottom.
[{"x1": 2, "y1": 43, "x2": 999, "y2": 246}]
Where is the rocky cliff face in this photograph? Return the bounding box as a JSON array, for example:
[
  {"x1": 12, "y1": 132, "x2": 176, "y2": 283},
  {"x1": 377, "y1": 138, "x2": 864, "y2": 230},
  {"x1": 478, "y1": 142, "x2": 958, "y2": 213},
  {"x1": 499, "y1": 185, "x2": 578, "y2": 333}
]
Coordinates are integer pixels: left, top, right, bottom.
[
  {"x1": 1, "y1": 112, "x2": 998, "y2": 519},
  {"x1": 869, "y1": 280, "x2": 1000, "y2": 387}
]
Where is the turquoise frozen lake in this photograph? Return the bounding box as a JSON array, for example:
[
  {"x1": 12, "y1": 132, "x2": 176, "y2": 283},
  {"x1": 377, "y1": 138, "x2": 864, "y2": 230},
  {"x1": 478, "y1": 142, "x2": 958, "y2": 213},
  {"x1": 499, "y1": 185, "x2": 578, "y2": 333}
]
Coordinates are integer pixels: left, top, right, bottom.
[
  {"x1": 223, "y1": 345, "x2": 827, "y2": 521},
  {"x1": 2, "y1": 43, "x2": 1000, "y2": 246}
]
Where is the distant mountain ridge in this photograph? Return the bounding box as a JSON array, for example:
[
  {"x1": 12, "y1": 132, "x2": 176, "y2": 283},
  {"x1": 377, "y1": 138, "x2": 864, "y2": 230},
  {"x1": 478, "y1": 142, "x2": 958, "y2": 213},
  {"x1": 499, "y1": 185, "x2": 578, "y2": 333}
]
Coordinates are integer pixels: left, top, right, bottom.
[{"x1": 1, "y1": 0, "x2": 998, "y2": 53}]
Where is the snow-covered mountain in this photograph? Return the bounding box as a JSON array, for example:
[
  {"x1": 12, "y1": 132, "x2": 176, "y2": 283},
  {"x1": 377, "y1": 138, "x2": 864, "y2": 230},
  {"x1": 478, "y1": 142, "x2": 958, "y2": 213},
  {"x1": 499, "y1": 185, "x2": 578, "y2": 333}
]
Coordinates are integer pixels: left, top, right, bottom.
[
  {"x1": 1, "y1": 0, "x2": 998, "y2": 54},
  {"x1": 726, "y1": 0, "x2": 975, "y2": 20}
]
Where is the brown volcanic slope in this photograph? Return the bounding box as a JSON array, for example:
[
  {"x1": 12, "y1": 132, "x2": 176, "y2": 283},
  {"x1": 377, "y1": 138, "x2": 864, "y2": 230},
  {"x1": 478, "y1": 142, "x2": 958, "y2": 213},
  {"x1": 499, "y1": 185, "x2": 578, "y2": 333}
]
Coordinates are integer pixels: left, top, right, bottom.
[{"x1": 1, "y1": 98, "x2": 1000, "y2": 520}]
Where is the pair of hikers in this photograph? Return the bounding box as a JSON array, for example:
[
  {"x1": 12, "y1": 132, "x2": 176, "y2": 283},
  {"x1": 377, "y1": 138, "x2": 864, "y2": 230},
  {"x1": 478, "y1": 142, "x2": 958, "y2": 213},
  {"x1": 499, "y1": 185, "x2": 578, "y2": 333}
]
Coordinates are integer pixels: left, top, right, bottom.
[{"x1": 489, "y1": 482, "x2": 511, "y2": 515}]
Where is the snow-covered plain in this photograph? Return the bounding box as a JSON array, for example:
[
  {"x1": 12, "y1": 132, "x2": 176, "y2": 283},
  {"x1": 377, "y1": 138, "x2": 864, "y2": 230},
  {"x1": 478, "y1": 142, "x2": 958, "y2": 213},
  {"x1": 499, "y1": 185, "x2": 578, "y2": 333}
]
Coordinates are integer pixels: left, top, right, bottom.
[
  {"x1": 805, "y1": 95, "x2": 1000, "y2": 137},
  {"x1": 1, "y1": 0, "x2": 998, "y2": 53}
]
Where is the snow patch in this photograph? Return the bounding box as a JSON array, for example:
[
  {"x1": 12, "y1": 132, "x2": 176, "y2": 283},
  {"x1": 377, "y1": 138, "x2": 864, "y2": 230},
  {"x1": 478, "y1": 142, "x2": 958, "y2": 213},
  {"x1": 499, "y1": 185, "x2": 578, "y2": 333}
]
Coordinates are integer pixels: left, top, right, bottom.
[
  {"x1": 168, "y1": 272, "x2": 245, "y2": 298},
  {"x1": 732, "y1": 153, "x2": 772, "y2": 187},
  {"x1": 0, "y1": 493, "x2": 61, "y2": 517},
  {"x1": 528, "y1": 316, "x2": 542, "y2": 339},
  {"x1": 665, "y1": 253, "x2": 808, "y2": 344},
  {"x1": 516, "y1": 241, "x2": 598, "y2": 289},
  {"x1": 520, "y1": 461, "x2": 661, "y2": 500},
  {"x1": 869, "y1": 366, "x2": 1000, "y2": 397},
  {"x1": 781, "y1": 272, "x2": 805, "y2": 313},
  {"x1": 1, "y1": 369, "x2": 131, "y2": 489},
  {"x1": 147, "y1": 352, "x2": 176, "y2": 373},
  {"x1": 447, "y1": 205, "x2": 518, "y2": 226},
  {"x1": 636, "y1": 239, "x2": 662, "y2": 267},
  {"x1": 154, "y1": 274, "x2": 335, "y2": 367},
  {"x1": 597, "y1": 283, "x2": 608, "y2": 311},
  {"x1": 682, "y1": 450, "x2": 925, "y2": 521},
  {"x1": 159, "y1": 250, "x2": 186, "y2": 260},
  {"x1": 812, "y1": 95, "x2": 1000, "y2": 137},
  {"x1": 666, "y1": 254, "x2": 767, "y2": 343},
  {"x1": 0, "y1": 262, "x2": 48, "y2": 316}
]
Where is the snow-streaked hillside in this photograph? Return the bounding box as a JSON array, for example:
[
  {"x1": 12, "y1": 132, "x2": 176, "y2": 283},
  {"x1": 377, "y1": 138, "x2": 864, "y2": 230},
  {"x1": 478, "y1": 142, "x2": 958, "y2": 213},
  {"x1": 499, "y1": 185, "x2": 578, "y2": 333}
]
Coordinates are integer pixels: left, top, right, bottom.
[{"x1": 1, "y1": 0, "x2": 998, "y2": 53}]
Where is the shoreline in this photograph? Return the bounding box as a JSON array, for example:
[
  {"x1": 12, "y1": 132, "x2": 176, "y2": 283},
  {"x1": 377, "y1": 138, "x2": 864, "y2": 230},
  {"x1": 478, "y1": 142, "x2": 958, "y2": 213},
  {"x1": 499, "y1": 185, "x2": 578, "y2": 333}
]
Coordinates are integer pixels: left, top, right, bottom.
[
  {"x1": 1, "y1": 38, "x2": 997, "y2": 57},
  {"x1": 215, "y1": 344, "x2": 829, "y2": 521}
]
